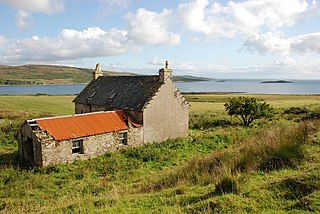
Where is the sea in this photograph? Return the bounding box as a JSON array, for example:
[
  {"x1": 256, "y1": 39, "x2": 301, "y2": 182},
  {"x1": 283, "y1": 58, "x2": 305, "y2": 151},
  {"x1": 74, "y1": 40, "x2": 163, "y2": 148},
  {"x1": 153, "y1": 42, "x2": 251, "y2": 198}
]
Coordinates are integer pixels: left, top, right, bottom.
[{"x1": 0, "y1": 79, "x2": 319, "y2": 95}]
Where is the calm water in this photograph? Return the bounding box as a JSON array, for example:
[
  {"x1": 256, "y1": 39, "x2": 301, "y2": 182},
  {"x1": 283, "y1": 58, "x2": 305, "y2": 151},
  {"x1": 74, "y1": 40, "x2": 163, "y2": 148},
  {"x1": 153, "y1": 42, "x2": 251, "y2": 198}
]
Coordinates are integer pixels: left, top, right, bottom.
[
  {"x1": 0, "y1": 79, "x2": 319, "y2": 95},
  {"x1": 175, "y1": 79, "x2": 320, "y2": 94}
]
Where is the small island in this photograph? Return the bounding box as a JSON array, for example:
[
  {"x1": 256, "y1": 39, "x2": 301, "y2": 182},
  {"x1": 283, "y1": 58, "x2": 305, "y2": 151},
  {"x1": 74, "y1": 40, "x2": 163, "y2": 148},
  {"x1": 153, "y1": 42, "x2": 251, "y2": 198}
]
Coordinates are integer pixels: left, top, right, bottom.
[{"x1": 260, "y1": 80, "x2": 292, "y2": 84}]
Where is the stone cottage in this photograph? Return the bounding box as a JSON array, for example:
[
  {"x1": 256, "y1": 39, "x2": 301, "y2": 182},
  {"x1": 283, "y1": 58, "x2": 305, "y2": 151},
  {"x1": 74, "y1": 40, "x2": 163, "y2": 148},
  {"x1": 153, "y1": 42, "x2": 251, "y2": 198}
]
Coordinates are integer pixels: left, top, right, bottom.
[
  {"x1": 17, "y1": 62, "x2": 189, "y2": 167},
  {"x1": 73, "y1": 61, "x2": 189, "y2": 143}
]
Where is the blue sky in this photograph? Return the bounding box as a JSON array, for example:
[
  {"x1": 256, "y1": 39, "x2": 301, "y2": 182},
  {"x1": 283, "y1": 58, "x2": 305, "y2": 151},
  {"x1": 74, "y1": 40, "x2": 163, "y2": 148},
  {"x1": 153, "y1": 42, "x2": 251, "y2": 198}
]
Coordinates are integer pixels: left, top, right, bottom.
[{"x1": 0, "y1": 0, "x2": 319, "y2": 79}]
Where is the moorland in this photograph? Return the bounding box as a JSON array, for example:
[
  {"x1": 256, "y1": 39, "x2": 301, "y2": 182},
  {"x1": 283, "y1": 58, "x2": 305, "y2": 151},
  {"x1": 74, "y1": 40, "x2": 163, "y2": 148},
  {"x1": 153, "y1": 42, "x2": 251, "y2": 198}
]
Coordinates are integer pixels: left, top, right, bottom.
[
  {"x1": 0, "y1": 94, "x2": 320, "y2": 213},
  {"x1": 0, "y1": 65, "x2": 210, "y2": 85}
]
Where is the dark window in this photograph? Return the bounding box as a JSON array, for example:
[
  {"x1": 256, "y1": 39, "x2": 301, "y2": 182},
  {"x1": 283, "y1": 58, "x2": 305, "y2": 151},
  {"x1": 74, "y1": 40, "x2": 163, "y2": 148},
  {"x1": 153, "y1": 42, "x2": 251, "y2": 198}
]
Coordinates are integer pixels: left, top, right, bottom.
[
  {"x1": 72, "y1": 140, "x2": 83, "y2": 154},
  {"x1": 118, "y1": 132, "x2": 127, "y2": 145}
]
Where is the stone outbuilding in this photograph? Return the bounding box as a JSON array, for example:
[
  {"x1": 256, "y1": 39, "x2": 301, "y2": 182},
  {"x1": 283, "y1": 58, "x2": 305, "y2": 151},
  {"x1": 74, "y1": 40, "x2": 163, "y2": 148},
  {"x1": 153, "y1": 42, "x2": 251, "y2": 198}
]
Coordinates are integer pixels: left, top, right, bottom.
[
  {"x1": 17, "y1": 111, "x2": 143, "y2": 167},
  {"x1": 17, "y1": 62, "x2": 189, "y2": 166}
]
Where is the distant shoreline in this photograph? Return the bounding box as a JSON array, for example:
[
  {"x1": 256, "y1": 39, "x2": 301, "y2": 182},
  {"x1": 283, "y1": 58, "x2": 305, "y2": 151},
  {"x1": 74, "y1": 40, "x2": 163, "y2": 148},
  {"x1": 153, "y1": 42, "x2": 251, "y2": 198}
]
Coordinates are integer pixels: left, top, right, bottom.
[
  {"x1": 0, "y1": 78, "x2": 212, "y2": 86},
  {"x1": 182, "y1": 91, "x2": 245, "y2": 95}
]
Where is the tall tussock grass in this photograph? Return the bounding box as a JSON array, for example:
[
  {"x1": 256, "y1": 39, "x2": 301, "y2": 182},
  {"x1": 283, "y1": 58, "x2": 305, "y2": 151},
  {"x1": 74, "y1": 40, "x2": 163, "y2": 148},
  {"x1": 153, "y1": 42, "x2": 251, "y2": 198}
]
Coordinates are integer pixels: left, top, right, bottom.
[{"x1": 140, "y1": 121, "x2": 318, "y2": 193}]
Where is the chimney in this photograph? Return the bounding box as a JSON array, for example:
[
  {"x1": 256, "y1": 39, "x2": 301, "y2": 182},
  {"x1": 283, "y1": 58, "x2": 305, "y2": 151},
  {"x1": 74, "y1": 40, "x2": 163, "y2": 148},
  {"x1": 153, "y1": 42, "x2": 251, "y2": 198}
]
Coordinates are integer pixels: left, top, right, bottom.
[
  {"x1": 159, "y1": 60, "x2": 172, "y2": 83},
  {"x1": 92, "y1": 63, "x2": 103, "y2": 80}
]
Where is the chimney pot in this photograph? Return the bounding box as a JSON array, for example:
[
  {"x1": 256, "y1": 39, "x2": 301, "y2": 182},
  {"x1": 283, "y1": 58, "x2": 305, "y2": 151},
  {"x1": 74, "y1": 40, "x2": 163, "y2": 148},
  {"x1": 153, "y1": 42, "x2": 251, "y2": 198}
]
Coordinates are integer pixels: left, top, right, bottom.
[
  {"x1": 92, "y1": 63, "x2": 103, "y2": 80},
  {"x1": 159, "y1": 60, "x2": 172, "y2": 83}
]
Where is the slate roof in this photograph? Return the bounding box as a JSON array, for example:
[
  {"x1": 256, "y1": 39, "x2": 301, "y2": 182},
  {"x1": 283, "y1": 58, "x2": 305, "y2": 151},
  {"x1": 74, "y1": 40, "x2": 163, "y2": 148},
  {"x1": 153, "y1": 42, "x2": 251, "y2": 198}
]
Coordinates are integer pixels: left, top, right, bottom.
[{"x1": 73, "y1": 76, "x2": 163, "y2": 111}]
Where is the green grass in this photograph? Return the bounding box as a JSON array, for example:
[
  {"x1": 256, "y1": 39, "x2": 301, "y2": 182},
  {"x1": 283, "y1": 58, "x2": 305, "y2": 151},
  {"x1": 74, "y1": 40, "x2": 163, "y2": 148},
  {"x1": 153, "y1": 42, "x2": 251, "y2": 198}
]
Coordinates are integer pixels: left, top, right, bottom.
[
  {"x1": 185, "y1": 94, "x2": 320, "y2": 113},
  {"x1": 0, "y1": 94, "x2": 320, "y2": 213},
  {"x1": 0, "y1": 95, "x2": 74, "y2": 116}
]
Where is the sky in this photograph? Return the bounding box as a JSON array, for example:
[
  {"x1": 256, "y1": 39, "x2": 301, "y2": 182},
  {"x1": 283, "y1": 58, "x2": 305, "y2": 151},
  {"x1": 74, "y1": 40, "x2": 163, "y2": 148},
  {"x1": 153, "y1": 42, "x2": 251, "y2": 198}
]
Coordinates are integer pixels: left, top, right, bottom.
[{"x1": 0, "y1": 0, "x2": 320, "y2": 79}]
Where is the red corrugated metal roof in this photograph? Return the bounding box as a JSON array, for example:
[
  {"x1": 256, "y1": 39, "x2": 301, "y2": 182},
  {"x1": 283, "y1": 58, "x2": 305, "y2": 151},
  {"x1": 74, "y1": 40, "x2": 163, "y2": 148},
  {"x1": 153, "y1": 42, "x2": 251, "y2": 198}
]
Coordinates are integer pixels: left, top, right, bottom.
[{"x1": 36, "y1": 111, "x2": 128, "y2": 141}]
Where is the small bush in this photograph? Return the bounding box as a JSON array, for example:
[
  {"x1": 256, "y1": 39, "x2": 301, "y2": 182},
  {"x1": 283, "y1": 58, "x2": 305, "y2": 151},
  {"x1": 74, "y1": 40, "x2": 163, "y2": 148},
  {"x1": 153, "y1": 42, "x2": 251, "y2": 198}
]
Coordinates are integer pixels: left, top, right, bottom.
[
  {"x1": 284, "y1": 107, "x2": 309, "y2": 115},
  {"x1": 303, "y1": 112, "x2": 320, "y2": 120}
]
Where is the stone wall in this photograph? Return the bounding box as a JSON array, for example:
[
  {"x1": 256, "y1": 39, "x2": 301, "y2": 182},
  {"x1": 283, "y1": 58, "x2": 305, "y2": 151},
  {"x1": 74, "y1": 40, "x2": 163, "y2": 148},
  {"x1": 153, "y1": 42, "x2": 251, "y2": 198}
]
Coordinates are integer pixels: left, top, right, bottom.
[
  {"x1": 143, "y1": 80, "x2": 189, "y2": 143},
  {"x1": 17, "y1": 122, "x2": 43, "y2": 166},
  {"x1": 128, "y1": 125, "x2": 143, "y2": 147}
]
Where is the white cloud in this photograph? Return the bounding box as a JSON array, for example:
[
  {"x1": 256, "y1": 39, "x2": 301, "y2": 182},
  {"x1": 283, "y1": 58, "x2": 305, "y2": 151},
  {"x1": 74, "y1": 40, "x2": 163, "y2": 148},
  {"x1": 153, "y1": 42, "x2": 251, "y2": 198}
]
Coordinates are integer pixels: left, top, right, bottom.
[
  {"x1": 1, "y1": 27, "x2": 137, "y2": 63},
  {"x1": 0, "y1": 0, "x2": 64, "y2": 29},
  {"x1": 290, "y1": 32, "x2": 320, "y2": 53},
  {"x1": 109, "y1": 62, "x2": 127, "y2": 69},
  {"x1": 100, "y1": 0, "x2": 129, "y2": 8},
  {"x1": 177, "y1": 0, "x2": 320, "y2": 63},
  {"x1": 0, "y1": 0, "x2": 64, "y2": 14},
  {"x1": 178, "y1": 0, "x2": 234, "y2": 39},
  {"x1": 127, "y1": 8, "x2": 181, "y2": 45},
  {"x1": 147, "y1": 57, "x2": 166, "y2": 66},
  {"x1": 178, "y1": 0, "x2": 315, "y2": 39},
  {"x1": 0, "y1": 10, "x2": 185, "y2": 64},
  {"x1": 273, "y1": 56, "x2": 296, "y2": 66},
  {"x1": 16, "y1": 10, "x2": 32, "y2": 30},
  {"x1": 98, "y1": 0, "x2": 129, "y2": 13},
  {"x1": 233, "y1": 0, "x2": 308, "y2": 29},
  {"x1": 243, "y1": 32, "x2": 291, "y2": 55},
  {"x1": 243, "y1": 31, "x2": 320, "y2": 55},
  {"x1": 0, "y1": 35, "x2": 6, "y2": 47}
]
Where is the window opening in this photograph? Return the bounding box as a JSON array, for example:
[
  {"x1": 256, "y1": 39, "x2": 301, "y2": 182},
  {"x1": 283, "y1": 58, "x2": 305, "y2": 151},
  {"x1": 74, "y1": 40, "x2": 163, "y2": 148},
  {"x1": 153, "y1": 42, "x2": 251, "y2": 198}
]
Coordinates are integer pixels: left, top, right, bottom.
[
  {"x1": 72, "y1": 140, "x2": 83, "y2": 154},
  {"x1": 118, "y1": 131, "x2": 127, "y2": 145}
]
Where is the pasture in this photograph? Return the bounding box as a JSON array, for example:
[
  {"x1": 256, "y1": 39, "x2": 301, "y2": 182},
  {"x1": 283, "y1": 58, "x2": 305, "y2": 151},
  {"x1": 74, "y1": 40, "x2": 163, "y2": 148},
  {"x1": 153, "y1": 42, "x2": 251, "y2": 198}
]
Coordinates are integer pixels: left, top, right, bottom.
[{"x1": 0, "y1": 94, "x2": 319, "y2": 213}]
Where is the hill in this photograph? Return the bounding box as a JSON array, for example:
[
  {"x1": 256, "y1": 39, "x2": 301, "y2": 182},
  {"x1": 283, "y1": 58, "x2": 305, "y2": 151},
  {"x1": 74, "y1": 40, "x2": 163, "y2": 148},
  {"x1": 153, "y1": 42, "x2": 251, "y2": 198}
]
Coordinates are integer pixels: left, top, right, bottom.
[
  {"x1": 172, "y1": 75, "x2": 212, "y2": 82},
  {"x1": 0, "y1": 64, "x2": 211, "y2": 85},
  {"x1": 0, "y1": 64, "x2": 135, "y2": 85}
]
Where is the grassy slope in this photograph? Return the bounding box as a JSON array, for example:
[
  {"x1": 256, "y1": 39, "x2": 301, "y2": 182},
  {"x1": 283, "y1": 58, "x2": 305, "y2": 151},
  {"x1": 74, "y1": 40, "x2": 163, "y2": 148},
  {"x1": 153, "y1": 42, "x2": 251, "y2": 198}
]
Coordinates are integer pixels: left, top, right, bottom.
[
  {"x1": 0, "y1": 94, "x2": 319, "y2": 213},
  {"x1": 0, "y1": 65, "x2": 210, "y2": 85},
  {"x1": 0, "y1": 65, "x2": 134, "y2": 84}
]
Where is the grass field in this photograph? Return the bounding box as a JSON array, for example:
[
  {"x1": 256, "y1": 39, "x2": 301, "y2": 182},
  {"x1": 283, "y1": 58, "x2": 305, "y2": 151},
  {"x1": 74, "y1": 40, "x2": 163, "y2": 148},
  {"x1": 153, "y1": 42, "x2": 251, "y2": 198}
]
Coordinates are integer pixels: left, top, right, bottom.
[
  {"x1": 1, "y1": 94, "x2": 319, "y2": 115},
  {"x1": 0, "y1": 94, "x2": 320, "y2": 213},
  {"x1": 185, "y1": 94, "x2": 320, "y2": 113}
]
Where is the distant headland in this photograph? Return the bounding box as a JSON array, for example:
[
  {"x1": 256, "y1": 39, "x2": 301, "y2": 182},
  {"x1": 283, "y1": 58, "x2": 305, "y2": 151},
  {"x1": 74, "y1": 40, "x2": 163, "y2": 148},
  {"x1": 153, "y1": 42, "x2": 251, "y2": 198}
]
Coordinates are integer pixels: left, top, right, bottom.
[{"x1": 0, "y1": 64, "x2": 211, "y2": 85}]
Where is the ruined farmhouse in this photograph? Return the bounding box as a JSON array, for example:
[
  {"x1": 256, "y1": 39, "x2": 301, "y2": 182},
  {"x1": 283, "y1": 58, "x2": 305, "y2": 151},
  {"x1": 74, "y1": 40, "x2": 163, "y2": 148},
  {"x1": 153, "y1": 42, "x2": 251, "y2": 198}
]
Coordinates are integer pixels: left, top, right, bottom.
[{"x1": 17, "y1": 62, "x2": 189, "y2": 167}]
